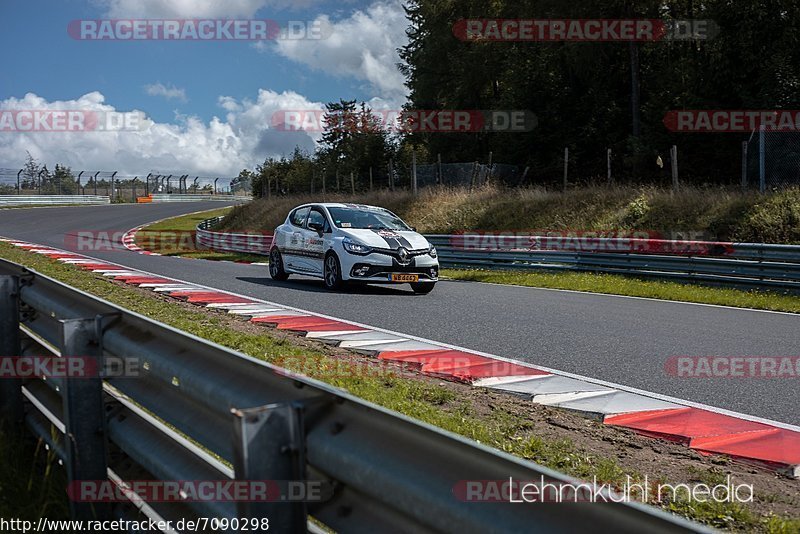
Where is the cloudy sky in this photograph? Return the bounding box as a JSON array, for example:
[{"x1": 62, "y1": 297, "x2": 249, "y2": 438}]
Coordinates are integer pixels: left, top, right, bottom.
[{"x1": 0, "y1": 0, "x2": 409, "y2": 176}]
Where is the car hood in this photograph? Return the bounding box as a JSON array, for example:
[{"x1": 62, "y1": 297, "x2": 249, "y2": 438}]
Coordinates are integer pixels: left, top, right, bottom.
[{"x1": 340, "y1": 228, "x2": 430, "y2": 250}]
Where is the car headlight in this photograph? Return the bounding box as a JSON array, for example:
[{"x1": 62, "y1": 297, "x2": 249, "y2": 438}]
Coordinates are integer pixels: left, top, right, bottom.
[
  {"x1": 343, "y1": 237, "x2": 372, "y2": 255},
  {"x1": 428, "y1": 246, "x2": 437, "y2": 258}
]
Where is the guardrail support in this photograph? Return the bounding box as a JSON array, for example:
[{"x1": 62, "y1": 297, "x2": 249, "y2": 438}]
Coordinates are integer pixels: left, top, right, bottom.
[
  {"x1": 59, "y1": 317, "x2": 112, "y2": 521},
  {"x1": 0, "y1": 275, "x2": 23, "y2": 425},
  {"x1": 232, "y1": 402, "x2": 308, "y2": 533}
]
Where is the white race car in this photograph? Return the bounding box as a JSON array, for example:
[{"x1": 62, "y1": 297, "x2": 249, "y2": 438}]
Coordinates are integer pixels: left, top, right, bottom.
[{"x1": 269, "y1": 203, "x2": 439, "y2": 293}]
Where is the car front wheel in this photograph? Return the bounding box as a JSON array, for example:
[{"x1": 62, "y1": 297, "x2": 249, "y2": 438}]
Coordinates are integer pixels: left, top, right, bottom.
[
  {"x1": 269, "y1": 248, "x2": 289, "y2": 281},
  {"x1": 324, "y1": 253, "x2": 344, "y2": 290},
  {"x1": 410, "y1": 282, "x2": 435, "y2": 294}
]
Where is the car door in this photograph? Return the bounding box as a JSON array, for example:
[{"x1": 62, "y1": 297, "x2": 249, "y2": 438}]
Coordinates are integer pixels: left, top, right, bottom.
[
  {"x1": 303, "y1": 206, "x2": 328, "y2": 275},
  {"x1": 283, "y1": 206, "x2": 310, "y2": 272}
]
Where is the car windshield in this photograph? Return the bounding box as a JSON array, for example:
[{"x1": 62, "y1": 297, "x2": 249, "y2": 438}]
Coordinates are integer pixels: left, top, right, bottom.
[{"x1": 327, "y1": 207, "x2": 410, "y2": 231}]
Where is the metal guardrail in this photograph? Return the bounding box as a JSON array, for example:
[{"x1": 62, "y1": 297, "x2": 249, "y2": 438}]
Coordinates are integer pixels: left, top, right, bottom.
[
  {"x1": 195, "y1": 217, "x2": 800, "y2": 292},
  {"x1": 425, "y1": 235, "x2": 800, "y2": 292},
  {"x1": 149, "y1": 194, "x2": 252, "y2": 203},
  {"x1": 0, "y1": 260, "x2": 698, "y2": 533},
  {"x1": 196, "y1": 216, "x2": 273, "y2": 255},
  {"x1": 0, "y1": 195, "x2": 111, "y2": 206}
]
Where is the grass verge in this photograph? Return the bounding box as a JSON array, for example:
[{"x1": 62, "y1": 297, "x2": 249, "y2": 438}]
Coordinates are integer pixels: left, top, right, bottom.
[
  {"x1": 133, "y1": 206, "x2": 268, "y2": 263},
  {"x1": 217, "y1": 184, "x2": 800, "y2": 244},
  {"x1": 442, "y1": 269, "x2": 800, "y2": 314},
  {"x1": 0, "y1": 240, "x2": 797, "y2": 531}
]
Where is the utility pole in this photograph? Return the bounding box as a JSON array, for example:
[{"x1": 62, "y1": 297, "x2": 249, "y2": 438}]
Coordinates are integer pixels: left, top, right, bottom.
[{"x1": 411, "y1": 150, "x2": 418, "y2": 194}]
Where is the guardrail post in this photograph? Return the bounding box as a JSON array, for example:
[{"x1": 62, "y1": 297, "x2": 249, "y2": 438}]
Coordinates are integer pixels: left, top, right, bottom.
[
  {"x1": 232, "y1": 402, "x2": 307, "y2": 533},
  {"x1": 59, "y1": 317, "x2": 112, "y2": 521},
  {"x1": 0, "y1": 275, "x2": 23, "y2": 426}
]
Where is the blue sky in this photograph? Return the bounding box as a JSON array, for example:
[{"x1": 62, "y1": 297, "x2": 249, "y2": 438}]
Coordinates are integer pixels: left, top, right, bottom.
[{"x1": 0, "y1": 0, "x2": 408, "y2": 174}]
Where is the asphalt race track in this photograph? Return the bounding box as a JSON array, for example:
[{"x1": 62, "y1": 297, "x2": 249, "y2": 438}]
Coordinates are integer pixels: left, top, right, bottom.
[{"x1": 1, "y1": 203, "x2": 798, "y2": 425}]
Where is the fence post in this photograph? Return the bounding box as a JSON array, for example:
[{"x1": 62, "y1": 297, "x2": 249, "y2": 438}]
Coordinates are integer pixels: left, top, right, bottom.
[
  {"x1": 388, "y1": 160, "x2": 394, "y2": 191},
  {"x1": 335, "y1": 169, "x2": 340, "y2": 192},
  {"x1": 671, "y1": 145, "x2": 679, "y2": 192},
  {"x1": 110, "y1": 171, "x2": 117, "y2": 201},
  {"x1": 16, "y1": 169, "x2": 22, "y2": 194},
  {"x1": 311, "y1": 171, "x2": 315, "y2": 195},
  {"x1": 232, "y1": 402, "x2": 308, "y2": 532},
  {"x1": 93, "y1": 172, "x2": 99, "y2": 195},
  {"x1": 411, "y1": 150, "x2": 418, "y2": 194},
  {"x1": 77, "y1": 171, "x2": 84, "y2": 195},
  {"x1": 563, "y1": 147, "x2": 569, "y2": 193},
  {"x1": 132, "y1": 177, "x2": 137, "y2": 202},
  {"x1": 214, "y1": 177, "x2": 219, "y2": 195},
  {"x1": 350, "y1": 171, "x2": 355, "y2": 195},
  {"x1": 741, "y1": 141, "x2": 748, "y2": 191},
  {"x1": 437, "y1": 153, "x2": 442, "y2": 185},
  {"x1": 607, "y1": 149, "x2": 612, "y2": 183},
  {"x1": 0, "y1": 276, "x2": 22, "y2": 426},
  {"x1": 521, "y1": 166, "x2": 530, "y2": 184},
  {"x1": 487, "y1": 151, "x2": 493, "y2": 184},
  {"x1": 59, "y1": 317, "x2": 112, "y2": 521},
  {"x1": 322, "y1": 171, "x2": 326, "y2": 197},
  {"x1": 759, "y1": 128, "x2": 766, "y2": 193}
]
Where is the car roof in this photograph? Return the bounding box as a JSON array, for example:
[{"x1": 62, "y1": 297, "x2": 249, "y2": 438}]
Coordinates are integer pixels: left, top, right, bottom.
[{"x1": 295, "y1": 203, "x2": 389, "y2": 211}]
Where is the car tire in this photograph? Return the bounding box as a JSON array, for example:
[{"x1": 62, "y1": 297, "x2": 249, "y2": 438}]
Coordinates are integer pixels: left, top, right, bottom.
[
  {"x1": 269, "y1": 248, "x2": 290, "y2": 281},
  {"x1": 324, "y1": 252, "x2": 344, "y2": 290},
  {"x1": 410, "y1": 282, "x2": 435, "y2": 294}
]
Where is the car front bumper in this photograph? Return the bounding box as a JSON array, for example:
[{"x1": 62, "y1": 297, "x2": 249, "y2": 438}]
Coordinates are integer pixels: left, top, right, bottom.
[{"x1": 342, "y1": 253, "x2": 439, "y2": 283}]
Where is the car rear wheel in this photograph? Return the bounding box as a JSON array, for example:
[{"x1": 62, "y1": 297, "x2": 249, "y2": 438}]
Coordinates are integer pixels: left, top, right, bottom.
[
  {"x1": 269, "y1": 248, "x2": 289, "y2": 281},
  {"x1": 411, "y1": 282, "x2": 436, "y2": 294},
  {"x1": 324, "y1": 253, "x2": 344, "y2": 290}
]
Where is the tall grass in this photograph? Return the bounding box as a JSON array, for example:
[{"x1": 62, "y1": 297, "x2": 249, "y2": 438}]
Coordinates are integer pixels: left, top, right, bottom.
[
  {"x1": 0, "y1": 426, "x2": 69, "y2": 519},
  {"x1": 218, "y1": 184, "x2": 800, "y2": 244}
]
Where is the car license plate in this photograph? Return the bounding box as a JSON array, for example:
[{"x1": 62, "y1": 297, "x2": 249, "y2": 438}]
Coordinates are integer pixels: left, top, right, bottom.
[{"x1": 390, "y1": 274, "x2": 419, "y2": 282}]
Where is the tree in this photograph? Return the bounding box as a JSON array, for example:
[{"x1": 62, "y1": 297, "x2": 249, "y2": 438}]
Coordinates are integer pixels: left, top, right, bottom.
[
  {"x1": 20, "y1": 152, "x2": 39, "y2": 190},
  {"x1": 232, "y1": 169, "x2": 255, "y2": 195},
  {"x1": 48, "y1": 164, "x2": 78, "y2": 194}
]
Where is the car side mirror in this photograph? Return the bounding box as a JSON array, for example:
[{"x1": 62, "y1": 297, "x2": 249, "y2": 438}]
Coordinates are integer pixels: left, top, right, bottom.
[{"x1": 308, "y1": 221, "x2": 324, "y2": 235}]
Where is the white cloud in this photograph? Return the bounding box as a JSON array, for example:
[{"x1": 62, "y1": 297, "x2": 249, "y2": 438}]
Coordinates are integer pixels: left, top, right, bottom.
[
  {"x1": 144, "y1": 82, "x2": 188, "y2": 102},
  {"x1": 96, "y1": 0, "x2": 322, "y2": 18},
  {"x1": 271, "y1": 0, "x2": 408, "y2": 106},
  {"x1": 98, "y1": 0, "x2": 265, "y2": 19},
  {"x1": 0, "y1": 91, "x2": 323, "y2": 175}
]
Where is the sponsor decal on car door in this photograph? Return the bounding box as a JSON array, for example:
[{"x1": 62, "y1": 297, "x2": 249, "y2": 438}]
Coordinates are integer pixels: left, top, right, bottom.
[
  {"x1": 303, "y1": 208, "x2": 326, "y2": 274},
  {"x1": 284, "y1": 206, "x2": 310, "y2": 270}
]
